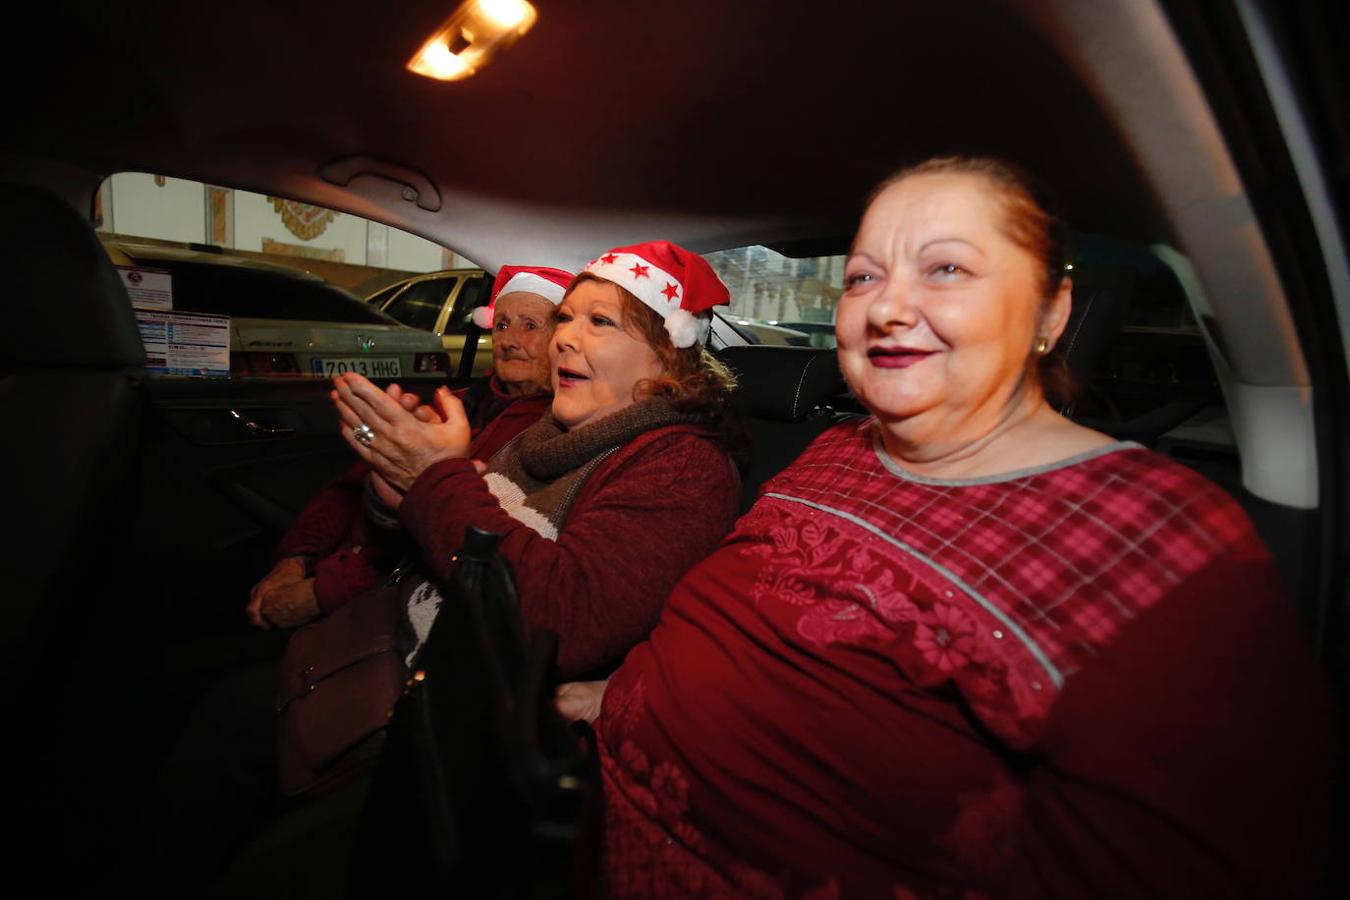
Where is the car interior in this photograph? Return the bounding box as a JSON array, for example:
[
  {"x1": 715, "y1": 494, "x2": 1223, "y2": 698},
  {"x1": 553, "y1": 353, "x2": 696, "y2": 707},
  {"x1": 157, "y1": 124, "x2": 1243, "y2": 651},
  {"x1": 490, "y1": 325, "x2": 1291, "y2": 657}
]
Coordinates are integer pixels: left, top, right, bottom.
[{"x1": 1, "y1": 0, "x2": 1345, "y2": 893}]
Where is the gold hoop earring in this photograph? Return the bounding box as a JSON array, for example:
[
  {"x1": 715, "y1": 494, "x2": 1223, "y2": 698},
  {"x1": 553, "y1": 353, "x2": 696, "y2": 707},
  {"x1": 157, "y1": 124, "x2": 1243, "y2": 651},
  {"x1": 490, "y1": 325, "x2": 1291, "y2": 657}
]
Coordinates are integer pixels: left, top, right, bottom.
[{"x1": 1034, "y1": 336, "x2": 1050, "y2": 356}]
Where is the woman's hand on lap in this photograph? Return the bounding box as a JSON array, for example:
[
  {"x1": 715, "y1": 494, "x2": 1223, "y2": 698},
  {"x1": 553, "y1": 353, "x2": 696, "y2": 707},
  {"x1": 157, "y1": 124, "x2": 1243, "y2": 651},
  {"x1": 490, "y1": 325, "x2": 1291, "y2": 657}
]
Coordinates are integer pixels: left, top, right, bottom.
[
  {"x1": 247, "y1": 556, "x2": 307, "y2": 628},
  {"x1": 259, "y1": 577, "x2": 321, "y2": 629},
  {"x1": 556, "y1": 680, "x2": 608, "y2": 724}
]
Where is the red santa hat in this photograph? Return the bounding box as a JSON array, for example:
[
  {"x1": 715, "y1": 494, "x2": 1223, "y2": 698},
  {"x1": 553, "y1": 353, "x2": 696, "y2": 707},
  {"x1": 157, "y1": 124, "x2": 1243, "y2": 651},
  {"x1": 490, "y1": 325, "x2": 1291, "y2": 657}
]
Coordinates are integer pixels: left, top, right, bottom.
[
  {"x1": 582, "y1": 240, "x2": 730, "y2": 348},
  {"x1": 471, "y1": 264, "x2": 573, "y2": 329}
]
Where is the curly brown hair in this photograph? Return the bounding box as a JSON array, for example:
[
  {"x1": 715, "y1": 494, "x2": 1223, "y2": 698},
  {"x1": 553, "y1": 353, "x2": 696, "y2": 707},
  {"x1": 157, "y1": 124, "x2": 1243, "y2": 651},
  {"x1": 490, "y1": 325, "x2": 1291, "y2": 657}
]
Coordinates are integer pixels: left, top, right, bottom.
[{"x1": 869, "y1": 156, "x2": 1076, "y2": 408}]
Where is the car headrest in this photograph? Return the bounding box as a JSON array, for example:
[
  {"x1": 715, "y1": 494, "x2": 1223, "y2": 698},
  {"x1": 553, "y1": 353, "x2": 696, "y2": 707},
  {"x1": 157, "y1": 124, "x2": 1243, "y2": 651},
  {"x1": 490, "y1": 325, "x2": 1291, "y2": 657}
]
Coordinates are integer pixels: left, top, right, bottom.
[
  {"x1": 0, "y1": 182, "x2": 145, "y2": 368},
  {"x1": 717, "y1": 346, "x2": 843, "y2": 422},
  {"x1": 1060, "y1": 266, "x2": 1134, "y2": 380}
]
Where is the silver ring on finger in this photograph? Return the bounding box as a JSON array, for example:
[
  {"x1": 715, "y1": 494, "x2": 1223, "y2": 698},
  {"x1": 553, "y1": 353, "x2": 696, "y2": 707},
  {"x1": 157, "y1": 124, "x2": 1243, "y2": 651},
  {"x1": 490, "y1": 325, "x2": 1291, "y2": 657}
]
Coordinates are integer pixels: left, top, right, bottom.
[{"x1": 353, "y1": 421, "x2": 376, "y2": 446}]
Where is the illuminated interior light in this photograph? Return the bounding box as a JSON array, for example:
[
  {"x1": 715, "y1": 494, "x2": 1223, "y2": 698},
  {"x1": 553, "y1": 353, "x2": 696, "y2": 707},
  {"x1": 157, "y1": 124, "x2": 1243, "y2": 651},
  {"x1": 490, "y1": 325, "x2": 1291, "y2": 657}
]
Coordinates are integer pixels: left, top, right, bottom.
[
  {"x1": 418, "y1": 40, "x2": 471, "y2": 79},
  {"x1": 407, "y1": 0, "x2": 538, "y2": 82},
  {"x1": 476, "y1": 0, "x2": 531, "y2": 29}
]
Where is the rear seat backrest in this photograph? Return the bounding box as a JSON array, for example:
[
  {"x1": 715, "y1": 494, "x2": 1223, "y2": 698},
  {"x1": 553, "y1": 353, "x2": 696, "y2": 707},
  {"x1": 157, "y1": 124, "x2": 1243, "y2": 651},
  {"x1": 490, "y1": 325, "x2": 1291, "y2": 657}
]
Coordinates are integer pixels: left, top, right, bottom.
[
  {"x1": 0, "y1": 181, "x2": 147, "y2": 711},
  {"x1": 716, "y1": 346, "x2": 845, "y2": 513}
]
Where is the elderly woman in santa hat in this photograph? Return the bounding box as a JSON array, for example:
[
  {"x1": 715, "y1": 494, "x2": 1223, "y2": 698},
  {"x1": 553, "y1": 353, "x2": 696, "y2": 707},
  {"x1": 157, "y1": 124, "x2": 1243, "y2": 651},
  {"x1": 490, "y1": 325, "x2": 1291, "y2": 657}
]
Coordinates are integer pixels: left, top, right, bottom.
[
  {"x1": 333, "y1": 240, "x2": 744, "y2": 678},
  {"x1": 247, "y1": 264, "x2": 572, "y2": 631}
]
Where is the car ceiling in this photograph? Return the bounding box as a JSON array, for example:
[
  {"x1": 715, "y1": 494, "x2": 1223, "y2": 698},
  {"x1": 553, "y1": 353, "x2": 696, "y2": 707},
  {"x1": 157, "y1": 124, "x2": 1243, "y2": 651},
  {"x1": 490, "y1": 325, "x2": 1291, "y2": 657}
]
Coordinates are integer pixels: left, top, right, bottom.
[
  {"x1": 0, "y1": 0, "x2": 1320, "y2": 505},
  {"x1": 10, "y1": 0, "x2": 1166, "y2": 254}
]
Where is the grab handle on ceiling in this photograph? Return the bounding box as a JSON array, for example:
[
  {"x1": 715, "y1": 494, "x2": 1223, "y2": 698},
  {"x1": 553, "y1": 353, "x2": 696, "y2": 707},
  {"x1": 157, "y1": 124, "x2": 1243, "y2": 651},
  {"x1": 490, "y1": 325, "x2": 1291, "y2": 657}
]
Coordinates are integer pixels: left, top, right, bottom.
[{"x1": 319, "y1": 155, "x2": 442, "y2": 212}]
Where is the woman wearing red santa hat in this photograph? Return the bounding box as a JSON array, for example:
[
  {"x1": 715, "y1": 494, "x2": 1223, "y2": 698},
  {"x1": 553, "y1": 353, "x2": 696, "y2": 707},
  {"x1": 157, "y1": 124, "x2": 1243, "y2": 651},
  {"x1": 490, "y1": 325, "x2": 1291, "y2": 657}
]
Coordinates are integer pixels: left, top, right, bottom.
[
  {"x1": 191, "y1": 245, "x2": 745, "y2": 898},
  {"x1": 247, "y1": 264, "x2": 572, "y2": 631},
  {"x1": 333, "y1": 240, "x2": 744, "y2": 678}
]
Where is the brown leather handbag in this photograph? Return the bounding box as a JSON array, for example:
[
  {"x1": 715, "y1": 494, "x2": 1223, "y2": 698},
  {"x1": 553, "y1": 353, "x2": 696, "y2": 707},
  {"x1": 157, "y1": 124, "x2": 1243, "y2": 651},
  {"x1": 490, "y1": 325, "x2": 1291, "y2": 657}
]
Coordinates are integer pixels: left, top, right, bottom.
[{"x1": 274, "y1": 574, "x2": 409, "y2": 797}]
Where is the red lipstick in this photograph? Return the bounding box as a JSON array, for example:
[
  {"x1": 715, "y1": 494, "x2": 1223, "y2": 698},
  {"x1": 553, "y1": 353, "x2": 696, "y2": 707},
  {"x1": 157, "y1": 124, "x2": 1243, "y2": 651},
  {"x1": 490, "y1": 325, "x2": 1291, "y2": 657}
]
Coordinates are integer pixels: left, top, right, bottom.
[{"x1": 867, "y1": 346, "x2": 934, "y2": 369}]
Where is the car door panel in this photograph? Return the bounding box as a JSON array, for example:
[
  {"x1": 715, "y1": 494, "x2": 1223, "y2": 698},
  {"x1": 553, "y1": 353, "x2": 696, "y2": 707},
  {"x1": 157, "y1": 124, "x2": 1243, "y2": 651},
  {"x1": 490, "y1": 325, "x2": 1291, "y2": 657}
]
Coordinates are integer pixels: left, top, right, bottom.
[{"x1": 131, "y1": 378, "x2": 443, "y2": 633}]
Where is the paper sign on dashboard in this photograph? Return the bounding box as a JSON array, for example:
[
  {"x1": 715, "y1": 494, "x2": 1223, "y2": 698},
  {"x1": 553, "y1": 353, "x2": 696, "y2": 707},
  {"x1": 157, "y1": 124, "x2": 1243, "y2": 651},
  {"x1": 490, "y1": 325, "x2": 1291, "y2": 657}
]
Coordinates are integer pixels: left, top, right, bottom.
[
  {"x1": 134, "y1": 309, "x2": 230, "y2": 377},
  {"x1": 116, "y1": 265, "x2": 175, "y2": 310}
]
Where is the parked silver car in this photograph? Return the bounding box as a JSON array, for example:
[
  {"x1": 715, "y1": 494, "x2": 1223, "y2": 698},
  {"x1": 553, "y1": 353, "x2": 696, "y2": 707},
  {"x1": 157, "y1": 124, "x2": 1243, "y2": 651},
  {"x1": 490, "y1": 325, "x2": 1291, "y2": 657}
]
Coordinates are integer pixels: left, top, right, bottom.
[{"x1": 106, "y1": 241, "x2": 452, "y2": 379}]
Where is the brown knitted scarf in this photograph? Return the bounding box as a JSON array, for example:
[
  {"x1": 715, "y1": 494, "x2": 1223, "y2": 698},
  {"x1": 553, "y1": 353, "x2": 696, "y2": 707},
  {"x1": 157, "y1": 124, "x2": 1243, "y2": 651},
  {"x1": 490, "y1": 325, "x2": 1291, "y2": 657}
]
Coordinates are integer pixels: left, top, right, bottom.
[{"x1": 483, "y1": 399, "x2": 700, "y2": 539}]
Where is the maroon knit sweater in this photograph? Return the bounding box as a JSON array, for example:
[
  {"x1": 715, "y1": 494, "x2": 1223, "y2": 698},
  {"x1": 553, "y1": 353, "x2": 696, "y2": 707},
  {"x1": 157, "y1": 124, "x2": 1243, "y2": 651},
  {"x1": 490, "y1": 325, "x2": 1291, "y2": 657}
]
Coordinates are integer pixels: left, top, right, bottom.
[{"x1": 399, "y1": 424, "x2": 741, "y2": 678}]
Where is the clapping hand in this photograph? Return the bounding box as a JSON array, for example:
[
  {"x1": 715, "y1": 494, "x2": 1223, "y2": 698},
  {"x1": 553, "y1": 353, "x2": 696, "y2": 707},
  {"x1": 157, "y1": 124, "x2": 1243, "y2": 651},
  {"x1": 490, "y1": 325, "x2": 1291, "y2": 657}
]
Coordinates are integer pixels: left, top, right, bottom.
[{"x1": 332, "y1": 373, "x2": 472, "y2": 491}]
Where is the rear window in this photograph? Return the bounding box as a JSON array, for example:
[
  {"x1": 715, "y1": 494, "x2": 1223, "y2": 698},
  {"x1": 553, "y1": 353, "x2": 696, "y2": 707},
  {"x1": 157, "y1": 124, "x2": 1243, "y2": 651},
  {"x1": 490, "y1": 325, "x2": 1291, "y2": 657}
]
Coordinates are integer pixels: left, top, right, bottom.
[
  {"x1": 445, "y1": 275, "x2": 487, "y2": 335},
  {"x1": 365, "y1": 283, "x2": 404, "y2": 308},
  {"x1": 382, "y1": 277, "x2": 458, "y2": 331},
  {"x1": 134, "y1": 257, "x2": 399, "y2": 325}
]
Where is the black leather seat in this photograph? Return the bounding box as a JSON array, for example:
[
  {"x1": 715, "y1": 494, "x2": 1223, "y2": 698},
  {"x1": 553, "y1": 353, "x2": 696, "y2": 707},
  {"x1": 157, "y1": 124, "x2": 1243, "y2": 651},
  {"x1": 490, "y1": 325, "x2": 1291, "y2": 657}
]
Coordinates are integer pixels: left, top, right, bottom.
[
  {"x1": 1056, "y1": 265, "x2": 1134, "y2": 418},
  {"x1": 0, "y1": 181, "x2": 147, "y2": 705},
  {"x1": 716, "y1": 345, "x2": 846, "y2": 512},
  {"x1": 0, "y1": 182, "x2": 149, "y2": 885}
]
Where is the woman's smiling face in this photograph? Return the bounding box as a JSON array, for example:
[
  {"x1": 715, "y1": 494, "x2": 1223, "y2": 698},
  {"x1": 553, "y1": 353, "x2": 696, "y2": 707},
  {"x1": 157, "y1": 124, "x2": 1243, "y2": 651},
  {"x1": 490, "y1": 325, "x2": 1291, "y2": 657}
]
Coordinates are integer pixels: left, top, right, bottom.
[
  {"x1": 550, "y1": 278, "x2": 664, "y2": 430},
  {"x1": 836, "y1": 171, "x2": 1066, "y2": 438}
]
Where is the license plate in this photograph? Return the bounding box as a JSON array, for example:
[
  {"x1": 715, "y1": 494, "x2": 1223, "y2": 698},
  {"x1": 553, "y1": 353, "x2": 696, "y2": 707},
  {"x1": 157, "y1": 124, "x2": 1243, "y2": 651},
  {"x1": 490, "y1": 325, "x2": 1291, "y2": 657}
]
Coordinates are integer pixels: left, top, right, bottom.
[{"x1": 311, "y1": 357, "x2": 402, "y2": 377}]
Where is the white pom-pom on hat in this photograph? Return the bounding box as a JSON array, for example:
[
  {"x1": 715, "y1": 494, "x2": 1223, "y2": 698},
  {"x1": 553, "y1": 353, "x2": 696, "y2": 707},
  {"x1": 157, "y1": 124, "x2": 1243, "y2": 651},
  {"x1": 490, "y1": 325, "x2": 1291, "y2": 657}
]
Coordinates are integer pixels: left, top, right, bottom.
[
  {"x1": 471, "y1": 305, "x2": 494, "y2": 329},
  {"x1": 664, "y1": 308, "x2": 707, "y2": 349}
]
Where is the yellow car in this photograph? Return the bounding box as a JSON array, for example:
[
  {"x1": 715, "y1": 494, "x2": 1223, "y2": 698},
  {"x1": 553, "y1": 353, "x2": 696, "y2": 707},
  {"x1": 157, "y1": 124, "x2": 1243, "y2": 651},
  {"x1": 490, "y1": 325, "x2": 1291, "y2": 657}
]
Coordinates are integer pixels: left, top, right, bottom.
[{"x1": 364, "y1": 268, "x2": 494, "y2": 377}]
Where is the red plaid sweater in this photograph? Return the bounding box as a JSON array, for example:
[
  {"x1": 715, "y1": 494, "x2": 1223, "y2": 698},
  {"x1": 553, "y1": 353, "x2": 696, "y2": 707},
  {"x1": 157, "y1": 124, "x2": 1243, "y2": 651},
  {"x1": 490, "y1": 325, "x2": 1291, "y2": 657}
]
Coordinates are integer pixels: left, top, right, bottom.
[{"x1": 598, "y1": 418, "x2": 1339, "y2": 898}]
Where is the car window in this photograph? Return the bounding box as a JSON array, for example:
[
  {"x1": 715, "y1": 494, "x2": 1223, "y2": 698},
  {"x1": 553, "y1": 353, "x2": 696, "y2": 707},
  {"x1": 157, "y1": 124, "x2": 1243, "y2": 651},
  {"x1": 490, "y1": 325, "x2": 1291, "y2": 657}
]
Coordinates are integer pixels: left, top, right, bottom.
[
  {"x1": 95, "y1": 172, "x2": 482, "y2": 378},
  {"x1": 366, "y1": 283, "x2": 403, "y2": 307},
  {"x1": 383, "y1": 277, "x2": 456, "y2": 331},
  {"x1": 445, "y1": 275, "x2": 487, "y2": 334},
  {"x1": 704, "y1": 247, "x2": 844, "y2": 349}
]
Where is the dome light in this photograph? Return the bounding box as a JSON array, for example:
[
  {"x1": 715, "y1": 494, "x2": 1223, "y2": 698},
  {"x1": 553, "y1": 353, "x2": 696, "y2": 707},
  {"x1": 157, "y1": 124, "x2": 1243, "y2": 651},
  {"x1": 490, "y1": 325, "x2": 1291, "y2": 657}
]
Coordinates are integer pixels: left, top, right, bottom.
[{"x1": 407, "y1": 0, "x2": 538, "y2": 82}]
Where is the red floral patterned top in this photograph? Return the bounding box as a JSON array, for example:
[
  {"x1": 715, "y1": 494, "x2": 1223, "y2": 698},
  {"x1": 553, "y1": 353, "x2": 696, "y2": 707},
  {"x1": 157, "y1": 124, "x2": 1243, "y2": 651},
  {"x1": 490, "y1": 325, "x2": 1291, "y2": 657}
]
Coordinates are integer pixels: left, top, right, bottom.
[{"x1": 597, "y1": 419, "x2": 1338, "y2": 898}]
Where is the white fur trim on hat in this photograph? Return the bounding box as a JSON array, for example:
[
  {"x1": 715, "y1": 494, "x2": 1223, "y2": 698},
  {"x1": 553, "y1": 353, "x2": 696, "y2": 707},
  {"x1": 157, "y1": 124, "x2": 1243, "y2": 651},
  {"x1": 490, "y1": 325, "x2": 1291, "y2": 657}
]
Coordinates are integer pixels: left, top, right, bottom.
[
  {"x1": 664, "y1": 308, "x2": 709, "y2": 349},
  {"x1": 495, "y1": 271, "x2": 567, "y2": 306},
  {"x1": 584, "y1": 253, "x2": 684, "y2": 315},
  {"x1": 471, "y1": 305, "x2": 494, "y2": 329}
]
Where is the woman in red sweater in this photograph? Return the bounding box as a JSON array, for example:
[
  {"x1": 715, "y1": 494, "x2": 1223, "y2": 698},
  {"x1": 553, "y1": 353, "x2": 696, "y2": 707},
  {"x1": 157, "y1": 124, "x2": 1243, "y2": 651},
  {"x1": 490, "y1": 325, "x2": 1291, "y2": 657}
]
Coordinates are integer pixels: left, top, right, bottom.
[
  {"x1": 561, "y1": 158, "x2": 1340, "y2": 896},
  {"x1": 334, "y1": 240, "x2": 745, "y2": 677},
  {"x1": 145, "y1": 247, "x2": 746, "y2": 896}
]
